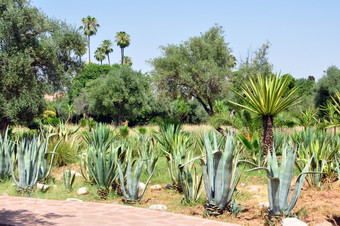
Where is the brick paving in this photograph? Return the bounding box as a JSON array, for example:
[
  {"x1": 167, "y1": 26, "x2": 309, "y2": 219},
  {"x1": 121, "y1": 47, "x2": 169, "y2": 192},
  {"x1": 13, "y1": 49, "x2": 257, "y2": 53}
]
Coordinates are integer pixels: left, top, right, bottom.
[{"x1": 0, "y1": 196, "x2": 239, "y2": 226}]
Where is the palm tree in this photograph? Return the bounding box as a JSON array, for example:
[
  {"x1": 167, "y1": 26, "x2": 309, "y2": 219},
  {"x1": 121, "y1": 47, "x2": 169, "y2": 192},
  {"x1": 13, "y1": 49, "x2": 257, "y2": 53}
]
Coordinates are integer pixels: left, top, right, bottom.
[
  {"x1": 94, "y1": 47, "x2": 105, "y2": 65},
  {"x1": 115, "y1": 31, "x2": 130, "y2": 65},
  {"x1": 229, "y1": 73, "x2": 300, "y2": 155},
  {"x1": 100, "y1": 40, "x2": 113, "y2": 65},
  {"x1": 123, "y1": 56, "x2": 132, "y2": 66},
  {"x1": 80, "y1": 16, "x2": 100, "y2": 63}
]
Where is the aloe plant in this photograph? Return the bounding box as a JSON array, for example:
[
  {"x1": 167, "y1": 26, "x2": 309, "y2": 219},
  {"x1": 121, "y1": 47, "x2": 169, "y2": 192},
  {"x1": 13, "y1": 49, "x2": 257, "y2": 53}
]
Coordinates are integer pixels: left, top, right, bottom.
[
  {"x1": 117, "y1": 158, "x2": 155, "y2": 203},
  {"x1": 8, "y1": 134, "x2": 59, "y2": 193},
  {"x1": 247, "y1": 144, "x2": 321, "y2": 216},
  {"x1": 0, "y1": 128, "x2": 14, "y2": 180},
  {"x1": 63, "y1": 169, "x2": 76, "y2": 191},
  {"x1": 200, "y1": 132, "x2": 244, "y2": 216},
  {"x1": 179, "y1": 165, "x2": 203, "y2": 204}
]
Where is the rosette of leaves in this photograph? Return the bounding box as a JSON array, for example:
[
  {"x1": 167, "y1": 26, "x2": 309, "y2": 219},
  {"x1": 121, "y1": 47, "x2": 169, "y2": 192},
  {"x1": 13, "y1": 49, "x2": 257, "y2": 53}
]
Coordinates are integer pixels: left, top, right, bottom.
[
  {"x1": 179, "y1": 165, "x2": 203, "y2": 204},
  {"x1": 247, "y1": 144, "x2": 322, "y2": 216},
  {"x1": 117, "y1": 158, "x2": 156, "y2": 203},
  {"x1": 0, "y1": 128, "x2": 14, "y2": 180}
]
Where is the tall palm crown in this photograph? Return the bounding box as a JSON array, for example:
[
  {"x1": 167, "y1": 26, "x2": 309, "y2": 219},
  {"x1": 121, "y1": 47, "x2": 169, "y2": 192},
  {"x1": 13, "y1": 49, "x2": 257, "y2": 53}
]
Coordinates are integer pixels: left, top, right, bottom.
[
  {"x1": 115, "y1": 31, "x2": 130, "y2": 65},
  {"x1": 100, "y1": 40, "x2": 113, "y2": 65},
  {"x1": 229, "y1": 73, "x2": 300, "y2": 155},
  {"x1": 80, "y1": 16, "x2": 100, "y2": 63},
  {"x1": 94, "y1": 47, "x2": 105, "y2": 65}
]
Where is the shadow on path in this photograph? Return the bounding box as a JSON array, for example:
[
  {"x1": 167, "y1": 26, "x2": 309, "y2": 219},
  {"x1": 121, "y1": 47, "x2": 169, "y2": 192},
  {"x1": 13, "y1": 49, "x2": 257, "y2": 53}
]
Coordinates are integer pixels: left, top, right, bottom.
[{"x1": 0, "y1": 209, "x2": 74, "y2": 225}]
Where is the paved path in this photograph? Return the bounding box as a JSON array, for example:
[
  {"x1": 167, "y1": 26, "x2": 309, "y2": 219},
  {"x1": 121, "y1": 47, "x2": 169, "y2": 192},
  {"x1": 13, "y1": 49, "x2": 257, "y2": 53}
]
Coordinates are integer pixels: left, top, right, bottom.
[{"x1": 0, "y1": 196, "x2": 239, "y2": 226}]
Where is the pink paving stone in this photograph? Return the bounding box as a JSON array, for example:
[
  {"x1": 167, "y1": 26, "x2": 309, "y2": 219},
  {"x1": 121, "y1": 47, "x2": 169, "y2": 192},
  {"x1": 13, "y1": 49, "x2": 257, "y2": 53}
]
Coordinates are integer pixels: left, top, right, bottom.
[{"x1": 0, "y1": 196, "x2": 240, "y2": 225}]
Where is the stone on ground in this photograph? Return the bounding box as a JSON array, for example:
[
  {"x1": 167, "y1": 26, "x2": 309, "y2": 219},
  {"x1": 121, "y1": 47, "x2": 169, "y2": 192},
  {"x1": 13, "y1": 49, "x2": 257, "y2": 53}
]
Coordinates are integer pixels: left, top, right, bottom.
[
  {"x1": 139, "y1": 182, "x2": 146, "y2": 191},
  {"x1": 282, "y1": 218, "x2": 307, "y2": 226},
  {"x1": 149, "y1": 204, "x2": 167, "y2": 211},
  {"x1": 37, "y1": 183, "x2": 50, "y2": 192},
  {"x1": 77, "y1": 187, "x2": 88, "y2": 195},
  {"x1": 150, "y1": 184, "x2": 162, "y2": 191},
  {"x1": 258, "y1": 202, "x2": 269, "y2": 208},
  {"x1": 66, "y1": 198, "x2": 83, "y2": 202}
]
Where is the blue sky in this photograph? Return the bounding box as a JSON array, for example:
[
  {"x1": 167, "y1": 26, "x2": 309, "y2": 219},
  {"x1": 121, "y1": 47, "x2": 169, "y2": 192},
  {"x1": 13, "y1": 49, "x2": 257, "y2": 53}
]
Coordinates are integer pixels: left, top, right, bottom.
[{"x1": 32, "y1": 0, "x2": 340, "y2": 80}]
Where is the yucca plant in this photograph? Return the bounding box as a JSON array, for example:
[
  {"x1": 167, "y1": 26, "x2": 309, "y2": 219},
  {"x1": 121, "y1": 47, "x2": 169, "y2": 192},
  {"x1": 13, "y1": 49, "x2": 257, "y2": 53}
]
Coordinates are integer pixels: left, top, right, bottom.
[
  {"x1": 63, "y1": 169, "x2": 76, "y2": 191},
  {"x1": 247, "y1": 144, "x2": 321, "y2": 216},
  {"x1": 179, "y1": 165, "x2": 203, "y2": 204},
  {"x1": 228, "y1": 73, "x2": 300, "y2": 156},
  {"x1": 8, "y1": 134, "x2": 59, "y2": 193},
  {"x1": 200, "y1": 132, "x2": 245, "y2": 216},
  {"x1": 117, "y1": 158, "x2": 156, "y2": 203},
  {"x1": 0, "y1": 128, "x2": 14, "y2": 180}
]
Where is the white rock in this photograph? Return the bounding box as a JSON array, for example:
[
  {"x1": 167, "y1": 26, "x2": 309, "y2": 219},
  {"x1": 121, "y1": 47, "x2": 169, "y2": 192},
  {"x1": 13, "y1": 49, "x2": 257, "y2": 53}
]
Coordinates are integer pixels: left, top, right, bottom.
[
  {"x1": 139, "y1": 182, "x2": 146, "y2": 191},
  {"x1": 240, "y1": 183, "x2": 246, "y2": 187},
  {"x1": 77, "y1": 187, "x2": 88, "y2": 195},
  {"x1": 37, "y1": 183, "x2": 50, "y2": 192},
  {"x1": 149, "y1": 204, "x2": 167, "y2": 211},
  {"x1": 69, "y1": 170, "x2": 82, "y2": 177},
  {"x1": 315, "y1": 221, "x2": 333, "y2": 226},
  {"x1": 282, "y1": 218, "x2": 307, "y2": 226},
  {"x1": 252, "y1": 195, "x2": 261, "y2": 198},
  {"x1": 66, "y1": 198, "x2": 83, "y2": 202},
  {"x1": 248, "y1": 185, "x2": 263, "y2": 192},
  {"x1": 150, "y1": 184, "x2": 162, "y2": 191},
  {"x1": 258, "y1": 202, "x2": 269, "y2": 208}
]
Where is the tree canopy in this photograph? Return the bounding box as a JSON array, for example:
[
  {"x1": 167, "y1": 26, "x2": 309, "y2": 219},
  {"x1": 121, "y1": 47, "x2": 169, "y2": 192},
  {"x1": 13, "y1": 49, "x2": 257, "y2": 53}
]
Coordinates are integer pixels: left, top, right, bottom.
[
  {"x1": 150, "y1": 25, "x2": 235, "y2": 118},
  {"x1": 0, "y1": 0, "x2": 85, "y2": 131}
]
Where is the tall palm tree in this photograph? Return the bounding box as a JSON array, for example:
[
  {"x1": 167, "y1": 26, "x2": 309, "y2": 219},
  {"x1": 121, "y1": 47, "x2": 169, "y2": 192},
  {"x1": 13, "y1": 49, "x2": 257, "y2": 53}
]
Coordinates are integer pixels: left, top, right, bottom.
[
  {"x1": 94, "y1": 47, "x2": 105, "y2": 65},
  {"x1": 229, "y1": 73, "x2": 300, "y2": 155},
  {"x1": 80, "y1": 16, "x2": 100, "y2": 63},
  {"x1": 100, "y1": 40, "x2": 113, "y2": 65},
  {"x1": 115, "y1": 31, "x2": 130, "y2": 65}
]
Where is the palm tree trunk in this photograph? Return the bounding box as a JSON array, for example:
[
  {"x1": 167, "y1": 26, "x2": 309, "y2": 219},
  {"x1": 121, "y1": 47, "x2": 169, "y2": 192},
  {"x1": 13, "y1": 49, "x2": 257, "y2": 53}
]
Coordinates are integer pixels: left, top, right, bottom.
[
  {"x1": 121, "y1": 48, "x2": 124, "y2": 65},
  {"x1": 262, "y1": 115, "x2": 274, "y2": 156},
  {"x1": 107, "y1": 54, "x2": 110, "y2": 65},
  {"x1": 88, "y1": 36, "x2": 91, "y2": 63}
]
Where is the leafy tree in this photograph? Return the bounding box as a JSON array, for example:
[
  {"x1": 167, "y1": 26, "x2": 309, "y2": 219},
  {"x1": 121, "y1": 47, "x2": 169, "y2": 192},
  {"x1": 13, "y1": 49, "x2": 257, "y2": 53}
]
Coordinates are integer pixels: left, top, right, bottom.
[
  {"x1": 150, "y1": 25, "x2": 236, "y2": 136},
  {"x1": 229, "y1": 73, "x2": 300, "y2": 155},
  {"x1": 80, "y1": 15, "x2": 100, "y2": 63},
  {"x1": 315, "y1": 65, "x2": 340, "y2": 109},
  {"x1": 124, "y1": 56, "x2": 132, "y2": 66},
  {"x1": 71, "y1": 63, "x2": 119, "y2": 98},
  {"x1": 86, "y1": 65, "x2": 151, "y2": 125},
  {"x1": 115, "y1": 31, "x2": 130, "y2": 65},
  {"x1": 94, "y1": 47, "x2": 105, "y2": 65},
  {"x1": 0, "y1": 0, "x2": 84, "y2": 132},
  {"x1": 100, "y1": 40, "x2": 113, "y2": 65}
]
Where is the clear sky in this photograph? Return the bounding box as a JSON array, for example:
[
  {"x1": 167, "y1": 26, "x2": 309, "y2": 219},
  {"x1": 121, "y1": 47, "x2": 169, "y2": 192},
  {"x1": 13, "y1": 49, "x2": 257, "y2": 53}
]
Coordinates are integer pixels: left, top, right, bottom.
[{"x1": 32, "y1": 0, "x2": 340, "y2": 80}]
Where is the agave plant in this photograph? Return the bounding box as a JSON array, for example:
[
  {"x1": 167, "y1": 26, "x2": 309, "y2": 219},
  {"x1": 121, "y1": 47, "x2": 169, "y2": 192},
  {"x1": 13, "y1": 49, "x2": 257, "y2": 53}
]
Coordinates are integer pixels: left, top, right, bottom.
[
  {"x1": 81, "y1": 144, "x2": 123, "y2": 199},
  {"x1": 335, "y1": 154, "x2": 340, "y2": 185},
  {"x1": 296, "y1": 137, "x2": 339, "y2": 188},
  {"x1": 82, "y1": 123, "x2": 116, "y2": 151},
  {"x1": 200, "y1": 132, "x2": 245, "y2": 216},
  {"x1": 247, "y1": 144, "x2": 321, "y2": 216},
  {"x1": 63, "y1": 169, "x2": 76, "y2": 191},
  {"x1": 0, "y1": 128, "x2": 14, "y2": 180},
  {"x1": 8, "y1": 134, "x2": 59, "y2": 193},
  {"x1": 137, "y1": 135, "x2": 158, "y2": 176},
  {"x1": 117, "y1": 158, "x2": 156, "y2": 203},
  {"x1": 179, "y1": 165, "x2": 203, "y2": 204}
]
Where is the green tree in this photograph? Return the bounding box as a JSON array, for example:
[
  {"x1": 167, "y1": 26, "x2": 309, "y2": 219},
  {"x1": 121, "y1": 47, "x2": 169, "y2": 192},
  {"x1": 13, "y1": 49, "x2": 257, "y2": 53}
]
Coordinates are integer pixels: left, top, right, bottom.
[
  {"x1": 229, "y1": 73, "x2": 300, "y2": 155},
  {"x1": 100, "y1": 40, "x2": 113, "y2": 65},
  {"x1": 0, "y1": 0, "x2": 84, "y2": 132},
  {"x1": 80, "y1": 16, "x2": 100, "y2": 63},
  {"x1": 115, "y1": 31, "x2": 130, "y2": 65},
  {"x1": 94, "y1": 47, "x2": 106, "y2": 65},
  {"x1": 123, "y1": 56, "x2": 132, "y2": 66},
  {"x1": 150, "y1": 25, "x2": 236, "y2": 136},
  {"x1": 315, "y1": 65, "x2": 340, "y2": 110},
  {"x1": 71, "y1": 63, "x2": 119, "y2": 98},
  {"x1": 87, "y1": 66, "x2": 151, "y2": 125}
]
